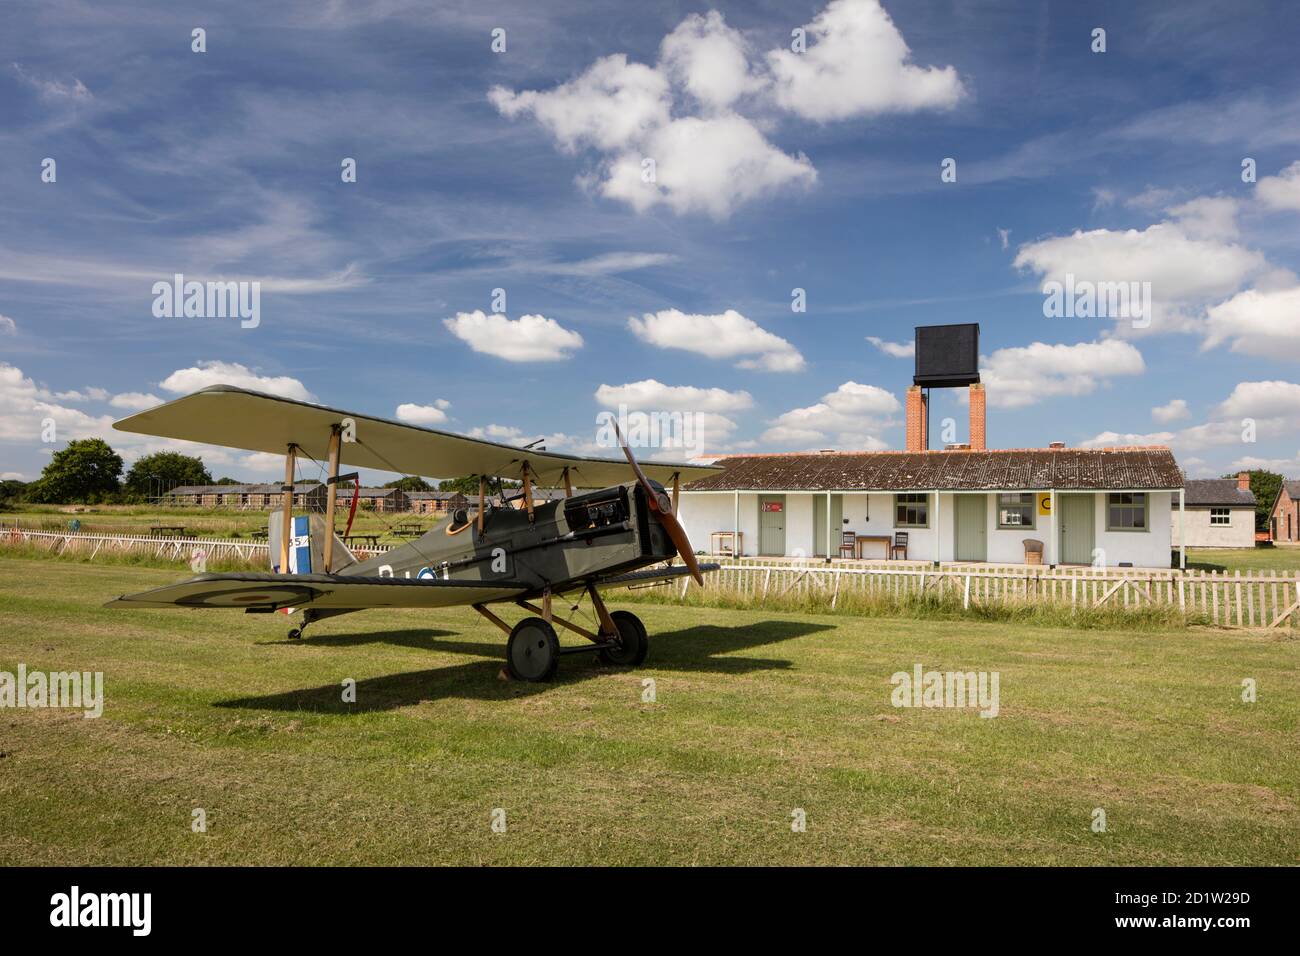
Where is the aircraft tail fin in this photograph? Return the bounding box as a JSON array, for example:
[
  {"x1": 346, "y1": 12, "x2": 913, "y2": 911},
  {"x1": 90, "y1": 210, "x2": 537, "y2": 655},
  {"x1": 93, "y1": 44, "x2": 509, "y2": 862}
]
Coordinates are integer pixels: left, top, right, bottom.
[{"x1": 268, "y1": 511, "x2": 357, "y2": 574}]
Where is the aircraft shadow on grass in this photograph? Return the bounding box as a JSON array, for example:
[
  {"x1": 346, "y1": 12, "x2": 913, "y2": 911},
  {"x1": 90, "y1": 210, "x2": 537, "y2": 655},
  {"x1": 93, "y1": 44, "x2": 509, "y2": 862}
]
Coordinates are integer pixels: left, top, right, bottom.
[{"x1": 217, "y1": 620, "x2": 831, "y2": 714}]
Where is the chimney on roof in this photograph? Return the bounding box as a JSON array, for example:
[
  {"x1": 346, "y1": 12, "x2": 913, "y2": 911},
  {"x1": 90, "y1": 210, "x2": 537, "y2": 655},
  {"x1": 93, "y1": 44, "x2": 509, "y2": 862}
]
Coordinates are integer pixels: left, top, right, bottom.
[
  {"x1": 1237, "y1": 470, "x2": 1251, "y2": 491},
  {"x1": 1048, "y1": 441, "x2": 1065, "y2": 450},
  {"x1": 969, "y1": 383, "x2": 986, "y2": 450},
  {"x1": 905, "y1": 386, "x2": 928, "y2": 452}
]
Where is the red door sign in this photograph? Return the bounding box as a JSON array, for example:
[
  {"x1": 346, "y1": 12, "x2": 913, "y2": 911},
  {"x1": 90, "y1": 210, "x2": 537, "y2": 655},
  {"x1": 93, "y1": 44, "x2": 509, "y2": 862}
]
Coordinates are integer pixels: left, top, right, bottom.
[{"x1": 762, "y1": 502, "x2": 783, "y2": 513}]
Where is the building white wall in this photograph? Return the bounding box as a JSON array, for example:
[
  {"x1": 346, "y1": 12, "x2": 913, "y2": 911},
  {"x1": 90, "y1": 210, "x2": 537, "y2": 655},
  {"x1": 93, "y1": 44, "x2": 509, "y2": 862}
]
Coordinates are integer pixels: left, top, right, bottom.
[
  {"x1": 679, "y1": 489, "x2": 1175, "y2": 568},
  {"x1": 1171, "y1": 505, "x2": 1255, "y2": 548}
]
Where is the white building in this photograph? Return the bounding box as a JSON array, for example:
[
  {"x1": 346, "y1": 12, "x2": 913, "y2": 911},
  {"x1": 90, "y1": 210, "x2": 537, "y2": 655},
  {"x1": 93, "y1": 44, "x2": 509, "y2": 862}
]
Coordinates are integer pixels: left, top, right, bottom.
[
  {"x1": 1170, "y1": 475, "x2": 1256, "y2": 549},
  {"x1": 679, "y1": 446, "x2": 1185, "y2": 570}
]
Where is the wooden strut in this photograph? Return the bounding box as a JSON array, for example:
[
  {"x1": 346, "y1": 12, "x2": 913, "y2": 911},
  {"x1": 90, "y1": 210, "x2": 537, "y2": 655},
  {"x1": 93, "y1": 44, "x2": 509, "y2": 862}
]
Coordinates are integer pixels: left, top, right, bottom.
[
  {"x1": 587, "y1": 583, "x2": 617, "y2": 638},
  {"x1": 477, "y1": 475, "x2": 486, "y2": 533},
  {"x1": 521, "y1": 462, "x2": 535, "y2": 522},
  {"x1": 562, "y1": 467, "x2": 573, "y2": 499},
  {"x1": 322, "y1": 425, "x2": 342, "y2": 571},
  {"x1": 670, "y1": 471, "x2": 680, "y2": 514},
  {"x1": 279, "y1": 443, "x2": 297, "y2": 574},
  {"x1": 516, "y1": 599, "x2": 608, "y2": 644},
  {"x1": 473, "y1": 603, "x2": 513, "y2": 637}
]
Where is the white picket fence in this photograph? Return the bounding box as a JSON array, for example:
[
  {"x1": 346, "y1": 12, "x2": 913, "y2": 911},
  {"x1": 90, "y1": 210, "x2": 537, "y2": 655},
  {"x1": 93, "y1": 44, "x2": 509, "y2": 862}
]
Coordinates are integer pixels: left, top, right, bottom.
[
  {"x1": 685, "y1": 562, "x2": 1300, "y2": 631},
  {"x1": 2, "y1": 529, "x2": 384, "y2": 564}
]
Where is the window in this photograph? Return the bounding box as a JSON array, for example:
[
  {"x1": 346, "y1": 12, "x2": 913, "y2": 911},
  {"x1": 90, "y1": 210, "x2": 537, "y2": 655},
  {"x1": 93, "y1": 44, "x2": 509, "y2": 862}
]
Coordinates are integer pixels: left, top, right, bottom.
[
  {"x1": 1107, "y1": 493, "x2": 1147, "y2": 531},
  {"x1": 1210, "y1": 507, "x2": 1230, "y2": 526},
  {"x1": 997, "y1": 493, "x2": 1036, "y2": 529},
  {"x1": 895, "y1": 493, "x2": 929, "y2": 528}
]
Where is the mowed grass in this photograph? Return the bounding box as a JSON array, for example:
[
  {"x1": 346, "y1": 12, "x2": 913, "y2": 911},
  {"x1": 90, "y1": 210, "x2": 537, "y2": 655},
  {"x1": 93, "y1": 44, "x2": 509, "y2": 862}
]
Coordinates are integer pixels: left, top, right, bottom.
[
  {"x1": 1185, "y1": 546, "x2": 1300, "y2": 574},
  {"x1": 0, "y1": 556, "x2": 1296, "y2": 866}
]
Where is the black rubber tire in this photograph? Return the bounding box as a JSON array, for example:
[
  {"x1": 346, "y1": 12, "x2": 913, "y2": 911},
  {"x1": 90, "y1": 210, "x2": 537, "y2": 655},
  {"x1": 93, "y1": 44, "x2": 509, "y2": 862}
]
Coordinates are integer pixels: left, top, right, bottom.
[
  {"x1": 506, "y1": 617, "x2": 560, "y2": 682},
  {"x1": 287, "y1": 628, "x2": 302, "y2": 640},
  {"x1": 598, "y1": 610, "x2": 648, "y2": 666}
]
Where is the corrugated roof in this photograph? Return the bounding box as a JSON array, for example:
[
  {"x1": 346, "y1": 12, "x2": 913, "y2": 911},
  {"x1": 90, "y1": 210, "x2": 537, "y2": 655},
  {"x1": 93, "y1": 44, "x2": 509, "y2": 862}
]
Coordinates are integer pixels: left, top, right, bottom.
[
  {"x1": 1182, "y1": 479, "x2": 1255, "y2": 507},
  {"x1": 683, "y1": 447, "x2": 1184, "y2": 492}
]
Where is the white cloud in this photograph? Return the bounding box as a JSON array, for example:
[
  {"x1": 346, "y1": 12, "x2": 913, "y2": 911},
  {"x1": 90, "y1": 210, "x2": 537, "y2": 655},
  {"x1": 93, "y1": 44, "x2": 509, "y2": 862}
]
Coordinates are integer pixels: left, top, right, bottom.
[
  {"x1": 1256, "y1": 161, "x2": 1300, "y2": 212},
  {"x1": 1, "y1": 471, "x2": 24, "y2": 480},
  {"x1": 865, "y1": 335, "x2": 914, "y2": 358},
  {"x1": 491, "y1": 1, "x2": 956, "y2": 217},
  {"x1": 628, "y1": 309, "x2": 804, "y2": 371},
  {"x1": 395, "y1": 401, "x2": 451, "y2": 426},
  {"x1": 1203, "y1": 284, "x2": 1300, "y2": 360},
  {"x1": 600, "y1": 113, "x2": 815, "y2": 219},
  {"x1": 997, "y1": 228, "x2": 1010, "y2": 250},
  {"x1": 594, "y1": 379, "x2": 752, "y2": 413},
  {"x1": 158, "y1": 361, "x2": 316, "y2": 401},
  {"x1": 12, "y1": 63, "x2": 92, "y2": 102},
  {"x1": 659, "y1": 11, "x2": 762, "y2": 110},
  {"x1": 1151, "y1": 398, "x2": 1190, "y2": 424},
  {"x1": 442, "y1": 310, "x2": 584, "y2": 362},
  {"x1": 110, "y1": 392, "x2": 163, "y2": 411},
  {"x1": 1166, "y1": 196, "x2": 1240, "y2": 240},
  {"x1": 1013, "y1": 217, "x2": 1266, "y2": 334},
  {"x1": 1212, "y1": 380, "x2": 1300, "y2": 422},
  {"x1": 763, "y1": 381, "x2": 898, "y2": 448},
  {"x1": 0, "y1": 314, "x2": 15, "y2": 335},
  {"x1": 1078, "y1": 429, "x2": 1175, "y2": 449},
  {"x1": 766, "y1": 0, "x2": 965, "y2": 121},
  {"x1": 980, "y1": 340, "x2": 1145, "y2": 409}
]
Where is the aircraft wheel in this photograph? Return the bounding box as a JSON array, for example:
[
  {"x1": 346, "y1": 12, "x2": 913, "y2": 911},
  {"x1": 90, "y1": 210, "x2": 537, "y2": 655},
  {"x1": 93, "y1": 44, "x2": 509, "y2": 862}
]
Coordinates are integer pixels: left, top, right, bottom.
[
  {"x1": 287, "y1": 627, "x2": 302, "y2": 640},
  {"x1": 598, "y1": 610, "x2": 648, "y2": 666},
  {"x1": 506, "y1": 617, "x2": 560, "y2": 682}
]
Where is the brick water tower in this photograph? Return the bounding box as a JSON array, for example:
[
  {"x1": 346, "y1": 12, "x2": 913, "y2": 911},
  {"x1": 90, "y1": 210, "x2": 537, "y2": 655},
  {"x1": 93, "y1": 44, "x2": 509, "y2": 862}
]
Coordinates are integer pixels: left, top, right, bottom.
[{"x1": 905, "y1": 323, "x2": 983, "y2": 451}]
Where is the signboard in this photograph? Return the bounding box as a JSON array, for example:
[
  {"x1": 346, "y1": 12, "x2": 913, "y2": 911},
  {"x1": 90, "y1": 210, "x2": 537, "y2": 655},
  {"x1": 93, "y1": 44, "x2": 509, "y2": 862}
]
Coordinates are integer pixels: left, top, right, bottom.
[
  {"x1": 762, "y1": 502, "x2": 783, "y2": 513},
  {"x1": 1037, "y1": 494, "x2": 1052, "y2": 517}
]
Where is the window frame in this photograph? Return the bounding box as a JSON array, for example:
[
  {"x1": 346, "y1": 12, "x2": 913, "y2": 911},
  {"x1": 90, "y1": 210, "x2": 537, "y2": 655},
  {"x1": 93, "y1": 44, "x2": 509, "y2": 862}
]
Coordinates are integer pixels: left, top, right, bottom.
[
  {"x1": 1106, "y1": 492, "x2": 1149, "y2": 532},
  {"x1": 996, "y1": 493, "x2": 1036, "y2": 530},
  {"x1": 1209, "y1": 507, "x2": 1230, "y2": 526},
  {"x1": 894, "y1": 493, "x2": 930, "y2": 529}
]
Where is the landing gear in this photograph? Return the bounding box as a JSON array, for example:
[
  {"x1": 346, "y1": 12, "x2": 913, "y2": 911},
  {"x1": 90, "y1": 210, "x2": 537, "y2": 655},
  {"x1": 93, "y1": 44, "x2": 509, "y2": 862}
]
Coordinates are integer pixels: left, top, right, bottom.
[
  {"x1": 506, "y1": 617, "x2": 560, "y2": 682},
  {"x1": 287, "y1": 627, "x2": 303, "y2": 640},
  {"x1": 597, "y1": 610, "x2": 648, "y2": 666}
]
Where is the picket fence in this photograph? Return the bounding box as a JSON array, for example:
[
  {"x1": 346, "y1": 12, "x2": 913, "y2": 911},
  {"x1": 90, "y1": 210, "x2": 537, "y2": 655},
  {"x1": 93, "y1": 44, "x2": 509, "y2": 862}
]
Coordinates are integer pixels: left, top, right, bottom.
[
  {"x1": 685, "y1": 562, "x2": 1300, "y2": 631},
  {"x1": 6, "y1": 528, "x2": 1299, "y2": 631}
]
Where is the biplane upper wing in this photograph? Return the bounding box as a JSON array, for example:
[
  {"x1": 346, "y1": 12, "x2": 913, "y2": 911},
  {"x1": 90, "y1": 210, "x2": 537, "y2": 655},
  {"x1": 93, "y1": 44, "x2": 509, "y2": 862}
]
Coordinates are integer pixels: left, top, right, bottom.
[
  {"x1": 112, "y1": 385, "x2": 721, "y2": 487},
  {"x1": 105, "y1": 572, "x2": 530, "y2": 611}
]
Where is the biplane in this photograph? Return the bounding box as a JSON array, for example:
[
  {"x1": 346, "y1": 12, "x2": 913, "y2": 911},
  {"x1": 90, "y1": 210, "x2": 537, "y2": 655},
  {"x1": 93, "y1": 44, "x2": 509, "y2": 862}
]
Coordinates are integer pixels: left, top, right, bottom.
[{"x1": 106, "y1": 386, "x2": 721, "y2": 682}]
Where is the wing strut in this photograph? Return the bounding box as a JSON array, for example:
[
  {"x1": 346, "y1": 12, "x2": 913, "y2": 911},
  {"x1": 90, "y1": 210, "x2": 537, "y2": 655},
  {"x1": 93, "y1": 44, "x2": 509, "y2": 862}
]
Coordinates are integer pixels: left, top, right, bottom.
[
  {"x1": 322, "y1": 425, "x2": 342, "y2": 571},
  {"x1": 279, "y1": 444, "x2": 297, "y2": 574}
]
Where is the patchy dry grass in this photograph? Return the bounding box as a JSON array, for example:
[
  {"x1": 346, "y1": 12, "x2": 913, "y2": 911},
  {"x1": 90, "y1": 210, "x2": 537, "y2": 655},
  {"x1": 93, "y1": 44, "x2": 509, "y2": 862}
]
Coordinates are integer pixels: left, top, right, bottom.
[{"x1": 0, "y1": 556, "x2": 1296, "y2": 865}]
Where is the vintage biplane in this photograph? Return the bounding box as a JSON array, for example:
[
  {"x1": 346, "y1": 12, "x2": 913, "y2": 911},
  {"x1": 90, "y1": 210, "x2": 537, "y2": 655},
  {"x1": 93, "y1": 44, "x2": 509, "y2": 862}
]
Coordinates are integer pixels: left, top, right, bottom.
[{"x1": 106, "y1": 386, "x2": 721, "y2": 681}]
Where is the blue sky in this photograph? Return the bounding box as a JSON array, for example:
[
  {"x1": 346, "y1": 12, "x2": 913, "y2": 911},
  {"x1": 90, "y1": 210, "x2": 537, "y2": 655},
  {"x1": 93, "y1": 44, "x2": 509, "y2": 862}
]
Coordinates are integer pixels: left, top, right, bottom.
[{"x1": 2, "y1": 0, "x2": 1300, "y2": 485}]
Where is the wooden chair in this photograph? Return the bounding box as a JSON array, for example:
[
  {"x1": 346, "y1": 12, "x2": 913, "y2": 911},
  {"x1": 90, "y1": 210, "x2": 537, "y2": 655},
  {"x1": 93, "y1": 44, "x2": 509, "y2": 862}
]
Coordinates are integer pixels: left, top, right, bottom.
[
  {"x1": 838, "y1": 531, "x2": 856, "y2": 559},
  {"x1": 889, "y1": 531, "x2": 909, "y2": 560}
]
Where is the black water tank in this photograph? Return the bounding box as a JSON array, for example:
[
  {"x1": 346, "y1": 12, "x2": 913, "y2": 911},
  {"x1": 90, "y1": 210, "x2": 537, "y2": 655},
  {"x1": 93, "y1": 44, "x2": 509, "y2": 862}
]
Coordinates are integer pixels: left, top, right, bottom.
[{"x1": 914, "y1": 323, "x2": 980, "y2": 387}]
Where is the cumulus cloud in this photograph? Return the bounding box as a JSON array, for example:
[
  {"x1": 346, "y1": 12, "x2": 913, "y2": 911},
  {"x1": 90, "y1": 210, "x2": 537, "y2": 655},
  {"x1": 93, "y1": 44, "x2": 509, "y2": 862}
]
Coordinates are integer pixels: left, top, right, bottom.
[
  {"x1": 1212, "y1": 379, "x2": 1300, "y2": 421},
  {"x1": 980, "y1": 340, "x2": 1145, "y2": 409},
  {"x1": 628, "y1": 309, "x2": 804, "y2": 371},
  {"x1": 442, "y1": 310, "x2": 584, "y2": 362},
  {"x1": 1013, "y1": 211, "x2": 1266, "y2": 334},
  {"x1": 158, "y1": 361, "x2": 316, "y2": 401},
  {"x1": 767, "y1": 0, "x2": 965, "y2": 121},
  {"x1": 1257, "y1": 161, "x2": 1300, "y2": 212},
  {"x1": 1151, "y1": 398, "x2": 1190, "y2": 424},
  {"x1": 395, "y1": 400, "x2": 451, "y2": 426},
  {"x1": 110, "y1": 392, "x2": 163, "y2": 411},
  {"x1": 1203, "y1": 284, "x2": 1300, "y2": 360},
  {"x1": 865, "y1": 335, "x2": 914, "y2": 358},
  {"x1": 763, "y1": 381, "x2": 899, "y2": 448},
  {"x1": 594, "y1": 379, "x2": 752, "y2": 413},
  {"x1": 491, "y1": 0, "x2": 959, "y2": 217}
]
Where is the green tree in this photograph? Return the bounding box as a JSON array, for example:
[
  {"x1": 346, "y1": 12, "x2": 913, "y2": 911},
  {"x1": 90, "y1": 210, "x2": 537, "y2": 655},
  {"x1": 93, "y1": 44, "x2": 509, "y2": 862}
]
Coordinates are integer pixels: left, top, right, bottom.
[
  {"x1": 124, "y1": 451, "x2": 213, "y2": 497},
  {"x1": 1225, "y1": 469, "x2": 1282, "y2": 532},
  {"x1": 438, "y1": 475, "x2": 519, "y2": 494},
  {"x1": 384, "y1": 476, "x2": 432, "y2": 492},
  {"x1": 0, "y1": 479, "x2": 27, "y2": 509},
  {"x1": 26, "y1": 439, "x2": 124, "y2": 504},
  {"x1": 214, "y1": 476, "x2": 242, "y2": 485}
]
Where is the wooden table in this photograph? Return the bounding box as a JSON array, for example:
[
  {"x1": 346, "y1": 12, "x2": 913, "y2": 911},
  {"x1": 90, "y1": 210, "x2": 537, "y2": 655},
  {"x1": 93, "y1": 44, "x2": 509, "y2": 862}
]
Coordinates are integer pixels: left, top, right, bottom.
[
  {"x1": 149, "y1": 526, "x2": 187, "y2": 538},
  {"x1": 344, "y1": 534, "x2": 381, "y2": 549},
  {"x1": 394, "y1": 523, "x2": 424, "y2": 537},
  {"x1": 710, "y1": 531, "x2": 743, "y2": 556},
  {"x1": 853, "y1": 534, "x2": 893, "y2": 560}
]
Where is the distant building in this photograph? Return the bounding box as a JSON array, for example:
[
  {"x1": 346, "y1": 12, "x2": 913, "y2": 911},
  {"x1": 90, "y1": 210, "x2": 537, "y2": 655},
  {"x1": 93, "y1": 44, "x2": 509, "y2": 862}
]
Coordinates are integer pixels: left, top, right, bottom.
[
  {"x1": 164, "y1": 483, "x2": 327, "y2": 511},
  {"x1": 1269, "y1": 480, "x2": 1300, "y2": 543},
  {"x1": 1171, "y1": 474, "x2": 1256, "y2": 549}
]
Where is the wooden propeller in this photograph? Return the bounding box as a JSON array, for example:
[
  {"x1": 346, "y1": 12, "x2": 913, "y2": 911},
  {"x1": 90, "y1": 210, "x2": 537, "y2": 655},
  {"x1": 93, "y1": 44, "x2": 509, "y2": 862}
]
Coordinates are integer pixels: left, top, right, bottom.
[{"x1": 613, "y1": 422, "x2": 703, "y2": 585}]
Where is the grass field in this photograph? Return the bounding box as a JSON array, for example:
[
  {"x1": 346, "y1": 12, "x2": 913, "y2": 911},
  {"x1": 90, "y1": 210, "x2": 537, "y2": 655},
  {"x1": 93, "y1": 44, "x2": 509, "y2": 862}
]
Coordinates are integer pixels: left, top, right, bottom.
[{"x1": 1, "y1": 556, "x2": 1297, "y2": 866}]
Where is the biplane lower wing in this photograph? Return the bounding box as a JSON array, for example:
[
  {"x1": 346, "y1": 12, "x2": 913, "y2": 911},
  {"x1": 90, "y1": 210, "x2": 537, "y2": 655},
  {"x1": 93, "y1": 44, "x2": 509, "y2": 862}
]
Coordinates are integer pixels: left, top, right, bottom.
[
  {"x1": 105, "y1": 572, "x2": 530, "y2": 611},
  {"x1": 597, "y1": 563, "x2": 721, "y2": 589}
]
